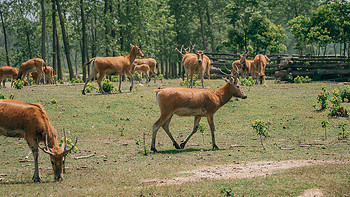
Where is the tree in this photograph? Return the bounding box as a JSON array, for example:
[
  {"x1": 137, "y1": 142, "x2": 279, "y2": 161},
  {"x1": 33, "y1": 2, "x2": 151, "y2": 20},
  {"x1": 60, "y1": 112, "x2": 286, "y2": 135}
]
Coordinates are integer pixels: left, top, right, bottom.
[
  {"x1": 0, "y1": 6, "x2": 10, "y2": 67},
  {"x1": 41, "y1": 0, "x2": 46, "y2": 61},
  {"x1": 81, "y1": 0, "x2": 87, "y2": 81}
]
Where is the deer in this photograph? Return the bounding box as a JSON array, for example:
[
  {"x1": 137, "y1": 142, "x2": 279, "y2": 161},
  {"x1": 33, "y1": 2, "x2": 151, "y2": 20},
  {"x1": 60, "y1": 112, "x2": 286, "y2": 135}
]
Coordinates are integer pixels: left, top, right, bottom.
[
  {"x1": 133, "y1": 63, "x2": 150, "y2": 84},
  {"x1": 133, "y1": 58, "x2": 157, "y2": 83},
  {"x1": 252, "y1": 54, "x2": 270, "y2": 84},
  {"x1": 0, "y1": 99, "x2": 77, "y2": 182},
  {"x1": 239, "y1": 53, "x2": 255, "y2": 79},
  {"x1": 0, "y1": 66, "x2": 18, "y2": 88},
  {"x1": 182, "y1": 50, "x2": 211, "y2": 88},
  {"x1": 17, "y1": 58, "x2": 46, "y2": 85},
  {"x1": 151, "y1": 76, "x2": 247, "y2": 152},
  {"x1": 32, "y1": 66, "x2": 55, "y2": 84},
  {"x1": 82, "y1": 44, "x2": 144, "y2": 95}
]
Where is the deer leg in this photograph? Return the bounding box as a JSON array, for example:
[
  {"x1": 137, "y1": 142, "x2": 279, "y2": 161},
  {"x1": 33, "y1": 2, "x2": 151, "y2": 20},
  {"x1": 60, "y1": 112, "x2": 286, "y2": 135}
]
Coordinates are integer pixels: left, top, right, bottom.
[
  {"x1": 1, "y1": 78, "x2": 5, "y2": 88},
  {"x1": 97, "y1": 74, "x2": 106, "y2": 94},
  {"x1": 162, "y1": 115, "x2": 181, "y2": 149},
  {"x1": 129, "y1": 75, "x2": 134, "y2": 92},
  {"x1": 118, "y1": 74, "x2": 122, "y2": 93},
  {"x1": 151, "y1": 114, "x2": 176, "y2": 152},
  {"x1": 82, "y1": 70, "x2": 97, "y2": 95},
  {"x1": 207, "y1": 115, "x2": 219, "y2": 150},
  {"x1": 26, "y1": 137, "x2": 42, "y2": 182},
  {"x1": 186, "y1": 74, "x2": 189, "y2": 88},
  {"x1": 201, "y1": 75, "x2": 204, "y2": 88},
  {"x1": 180, "y1": 116, "x2": 201, "y2": 149}
]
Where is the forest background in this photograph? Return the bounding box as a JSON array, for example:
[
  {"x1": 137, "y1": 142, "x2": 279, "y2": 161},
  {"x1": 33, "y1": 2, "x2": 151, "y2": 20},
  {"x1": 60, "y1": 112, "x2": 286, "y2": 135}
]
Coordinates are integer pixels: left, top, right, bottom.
[{"x1": 0, "y1": 0, "x2": 349, "y2": 80}]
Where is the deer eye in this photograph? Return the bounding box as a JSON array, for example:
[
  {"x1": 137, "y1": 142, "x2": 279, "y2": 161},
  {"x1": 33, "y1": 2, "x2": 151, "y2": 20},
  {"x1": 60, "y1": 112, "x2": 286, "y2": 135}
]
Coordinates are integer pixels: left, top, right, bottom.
[{"x1": 236, "y1": 86, "x2": 240, "y2": 88}]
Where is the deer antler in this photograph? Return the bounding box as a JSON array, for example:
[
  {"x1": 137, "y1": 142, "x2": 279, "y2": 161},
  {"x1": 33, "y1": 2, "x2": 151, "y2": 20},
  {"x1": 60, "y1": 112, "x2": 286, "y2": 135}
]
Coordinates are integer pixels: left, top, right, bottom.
[
  {"x1": 37, "y1": 132, "x2": 54, "y2": 155},
  {"x1": 62, "y1": 128, "x2": 78, "y2": 154},
  {"x1": 175, "y1": 45, "x2": 184, "y2": 55},
  {"x1": 189, "y1": 41, "x2": 196, "y2": 52}
]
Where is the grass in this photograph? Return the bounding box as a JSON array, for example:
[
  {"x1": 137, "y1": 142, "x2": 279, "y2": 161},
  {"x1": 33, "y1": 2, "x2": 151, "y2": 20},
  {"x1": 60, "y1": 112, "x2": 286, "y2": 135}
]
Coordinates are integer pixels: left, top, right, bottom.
[{"x1": 0, "y1": 79, "x2": 349, "y2": 196}]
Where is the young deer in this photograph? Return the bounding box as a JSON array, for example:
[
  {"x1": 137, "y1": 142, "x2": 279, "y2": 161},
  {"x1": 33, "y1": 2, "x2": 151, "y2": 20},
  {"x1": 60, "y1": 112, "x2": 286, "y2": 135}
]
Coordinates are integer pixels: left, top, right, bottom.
[{"x1": 151, "y1": 77, "x2": 247, "y2": 152}]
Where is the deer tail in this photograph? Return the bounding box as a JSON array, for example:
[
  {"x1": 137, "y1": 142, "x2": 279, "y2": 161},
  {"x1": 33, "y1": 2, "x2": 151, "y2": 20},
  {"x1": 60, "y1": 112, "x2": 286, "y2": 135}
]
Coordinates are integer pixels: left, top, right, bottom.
[
  {"x1": 155, "y1": 85, "x2": 162, "y2": 104},
  {"x1": 83, "y1": 58, "x2": 95, "y2": 68}
]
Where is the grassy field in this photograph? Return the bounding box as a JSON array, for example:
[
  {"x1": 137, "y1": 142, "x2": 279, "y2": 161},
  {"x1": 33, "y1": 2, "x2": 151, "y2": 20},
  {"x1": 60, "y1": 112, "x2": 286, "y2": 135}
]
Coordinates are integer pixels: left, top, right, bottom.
[{"x1": 0, "y1": 79, "x2": 349, "y2": 196}]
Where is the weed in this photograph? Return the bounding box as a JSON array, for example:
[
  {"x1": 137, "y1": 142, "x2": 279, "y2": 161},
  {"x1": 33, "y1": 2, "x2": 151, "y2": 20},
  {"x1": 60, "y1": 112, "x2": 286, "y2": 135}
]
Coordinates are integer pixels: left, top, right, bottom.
[
  {"x1": 111, "y1": 76, "x2": 119, "y2": 82},
  {"x1": 286, "y1": 73, "x2": 293, "y2": 82},
  {"x1": 329, "y1": 89, "x2": 348, "y2": 117},
  {"x1": 156, "y1": 74, "x2": 164, "y2": 81},
  {"x1": 97, "y1": 78, "x2": 115, "y2": 93},
  {"x1": 135, "y1": 132, "x2": 149, "y2": 156},
  {"x1": 321, "y1": 120, "x2": 329, "y2": 139},
  {"x1": 211, "y1": 73, "x2": 217, "y2": 79},
  {"x1": 293, "y1": 75, "x2": 311, "y2": 83},
  {"x1": 251, "y1": 119, "x2": 271, "y2": 150},
  {"x1": 220, "y1": 187, "x2": 234, "y2": 197},
  {"x1": 70, "y1": 78, "x2": 84, "y2": 83},
  {"x1": 338, "y1": 122, "x2": 349, "y2": 140},
  {"x1": 0, "y1": 93, "x2": 7, "y2": 99},
  {"x1": 59, "y1": 136, "x2": 78, "y2": 157},
  {"x1": 339, "y1": 85, "x2": 350, "y2": 102},
  {"x1": 51, "y1": 98, "x2": 57, "y2": 104},
  {"x1": 313, "y1": 85, "x2": 329, "y2": 110},
  {"x1": 198, "y1": 121, "x2": 207, "y2": 144},
  {"x1": 13, "y1": 80, "x2": 24, "y2": 89},
  {"x1": 9, "y1": 93, "x2": 14, "y2": 99},
  {"x1": 85, "y1": 83, "x2": 96, "y2": 93}
]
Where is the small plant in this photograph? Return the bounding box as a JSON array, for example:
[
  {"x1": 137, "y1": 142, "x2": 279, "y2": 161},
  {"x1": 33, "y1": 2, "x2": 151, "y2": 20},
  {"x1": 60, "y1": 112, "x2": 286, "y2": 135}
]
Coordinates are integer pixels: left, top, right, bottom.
[
  {"x1": 321, "y1": 120, "x2": 329, "y2": 139},
  {"x1": 198, "y1": 121, "x2": 207, "y2": 144},
  {"x1": 263, "y1": 84, "x2": 268, "y2": 88},
  {"x1": 274, "y1": 79, "x2": 281, "y2": 84},
  {"x1": 97, "y1": 78, "x2": 115, "y2": 93},
  {"x1": 28, "y1": 78, "x2": 34, "y2": 86},
  {"x1": 0, "y1": 93, "x2": 7, "y2": 99},
  {"x1": 156, "y1": 74, "x2": 164, "y2": 82},
  {"x1": 220, "y1": 187, "x2": 234, "y2": 197},
  {"x1": 9, "y1": 93, "x2": 14, "y2": 99},
  {"x1": 286, "y1": 73, "x2": 293, "y2": 82},
  {"x1": 293, "y1": 75, "x2": 311, "y2": 83},
  {"x1": 339, "y1": 85, "x2": 350, "y2": 102},
  {"x1": 313, "y1": 85, "x2": 329, "y2": 110},
  {"x1": 133, "y1": 71, "x2": 141, "y2": 82},
  {"x1": 84, "y1": 83, "x2": 96, "y2": 93},
  {"x1": 338, "y1": 122, "x2": 348, "y2": 140},
  {"x1": 211, "y1": 73, "x2": 217, "y2": 79},
  {"x1": 111, "y1": 76, "x2": 119, "y2": 82},
  {"x1": 70, "y1": 78, "x2": 84, "y2": 83},
  {"x1": 135, "y1": 132, "x2": 149, "y2": 156},
  {"x1": 238, "y1": 77, "x2": 254, "y2": 90},
  {"x1": 329, "y1": 89, "x2": 348, "y2": 117},
  {"x1": 13, "y1": 79, "x2": 25, "y2": 89},
  {"x1": 59, "y1": 136, "x2": 78, "y2": 157},
  {"x1": 51, "y1": 98, "x2": 57, "y2": 104},
  {"x1": 251, "y1": 119, "x2": 271, "y2": 150}
]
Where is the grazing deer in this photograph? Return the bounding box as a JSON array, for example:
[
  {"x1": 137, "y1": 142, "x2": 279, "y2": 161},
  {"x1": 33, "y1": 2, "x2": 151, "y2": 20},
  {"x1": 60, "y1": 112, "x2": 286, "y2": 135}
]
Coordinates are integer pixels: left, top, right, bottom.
[
  {"x1": 133, "y1": 63, "x2": 150, "y2": 84},
  {"x1": 151, "y1": 76, "x2": 247, "y2": 152},
  {"x1": 82, "y1": 44, "x2": 144, "y2": 94},
  {"x1": 133, "y1": 58, "x2": 157, "y2": 83},
  {"x1": 252, "y1": 54, "x2": 270, "y2": 84},
  {"x1": 17, "y1": 58, "x2": 46, "y2": 84},
  {"x1": 32, "y1": 66, "x2": 55, "y2": 84},
  {"x1": 0, "y1": 100, "x2": 77, "y2": 182},
  {"x1": 0, "y1": 66, "x2": 18, "y2": 88}
]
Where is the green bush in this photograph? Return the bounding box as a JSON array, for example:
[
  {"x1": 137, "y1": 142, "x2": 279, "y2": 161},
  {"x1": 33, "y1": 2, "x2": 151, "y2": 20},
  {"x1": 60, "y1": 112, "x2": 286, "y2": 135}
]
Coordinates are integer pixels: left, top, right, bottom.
[
  {"x1": 13, "y1": 80, "x2": 24, "y2": 89},
  {"x1": 0, "y1": 93, "x2": 7, "y2": 99},
  {"x1": 51, "y1": 98, "x2": 57, "y2": 104},
  {"x1": 293, "y1": 75, "x2": 311, "y2": 83},
  {"x1": 70, "y1": 78, "x2": 84, "y2": 83},
  {"x1": 85, "y1": 83, "x2": 96, "y2": 93},
  {"x1": 313, "y1": 85, "x2": 329, "y2": 110},
  {"x1": 339, "y1": 85, "x2": 350, "y2": 102},
  {"x1": 97, "y1": 78, "x2": 115, "y2": 93}
]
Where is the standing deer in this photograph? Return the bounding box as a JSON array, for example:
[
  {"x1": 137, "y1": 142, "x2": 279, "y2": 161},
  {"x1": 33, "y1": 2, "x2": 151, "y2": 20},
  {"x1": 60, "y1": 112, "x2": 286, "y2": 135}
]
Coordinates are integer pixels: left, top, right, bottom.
[
  {"x1": 32, "y1": 66, "x2": 55, "y2": 84},
  {"x1": 239, "y1": 54, "x2": 255, "y2": 79},
  {"x1": 133, "y1": 58, "x2": 157, "y2": 83},
  {"x1": 182, "y1": 50, "x2": 210, "y2": 88},
  {"x1": 82, "y1": 44, "x2": 144, "y2": 94},
  {"x1": 0, "y1": 66, "x2": 18, "y2": 88},
  {"x1": 151, "y1": 76, "x2": 247, "y2": 152},
  {"x1": 252, "y1": 54, "x2": 270, "y2": 84},
  {"x1": 0, "y1": 100, "x2": 77, "y2": 182},
  {"x1": 17, "y1": 58, "x2": 46, "y2": 84},
  {"x1": 133, "y1": 63, "x2": 150, "y2": 84}
]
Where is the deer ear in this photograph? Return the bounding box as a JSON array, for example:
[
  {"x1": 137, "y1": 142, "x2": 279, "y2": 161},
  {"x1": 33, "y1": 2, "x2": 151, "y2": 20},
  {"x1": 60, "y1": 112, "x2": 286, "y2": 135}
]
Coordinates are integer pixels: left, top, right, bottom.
[{"x1": 130, "y1": 44, "x2": 134, "y2": 48}]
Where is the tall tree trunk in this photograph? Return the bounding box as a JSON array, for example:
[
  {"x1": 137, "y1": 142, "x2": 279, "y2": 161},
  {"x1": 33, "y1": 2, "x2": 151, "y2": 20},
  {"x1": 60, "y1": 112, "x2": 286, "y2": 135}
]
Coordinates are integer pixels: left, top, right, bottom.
[
  {"x1": 196, "y1": 0, "x2": 207, "y2": 50},
  {"x1": 56, "y1": 29, "x2": 63, "y2": 80},
  {"x1": 205, "y1": 2, "x2": 214, "y2": 52},
  {"x1": 26, "y1": 32, "x2": 32, "y2": 59},
  {"x1": 109, "y1": 2, "x2": 116, "y2": 56},
  {"x1": 80, "y1": 0, "x2": 87, "y2": 81},
  {"x1": 118, "y1": 0, "x2": 124, "y2": 51},
  {"x1": 0, "y1": 10, "x2": 10, "y2": 66},
  {"x1": 41, "y1": 0, "x2": 46, "y2": 61},
  {"x1": 104, "y1": 0, "x2": 110, "y2": 56},
  {"x1": 52, "y1": 0, "x2": 57, "y2": 74},
  {"x1": 55, "y1": 0, "x2": 74, "y2": 80}
]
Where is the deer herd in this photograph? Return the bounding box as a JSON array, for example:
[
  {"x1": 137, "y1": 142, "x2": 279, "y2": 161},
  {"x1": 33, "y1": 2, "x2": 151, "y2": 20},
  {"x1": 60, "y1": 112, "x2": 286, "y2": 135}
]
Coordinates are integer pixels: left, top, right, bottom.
[{"x1": 0, "y1": 43, "x2": 271, "y2": 183}]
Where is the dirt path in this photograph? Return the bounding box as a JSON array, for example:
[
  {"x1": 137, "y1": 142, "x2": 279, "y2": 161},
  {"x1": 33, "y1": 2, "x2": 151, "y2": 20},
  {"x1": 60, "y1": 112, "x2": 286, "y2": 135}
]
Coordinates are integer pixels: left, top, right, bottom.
[{"x1": 142, "y1": 160, "x2": 346, "y2": 186}]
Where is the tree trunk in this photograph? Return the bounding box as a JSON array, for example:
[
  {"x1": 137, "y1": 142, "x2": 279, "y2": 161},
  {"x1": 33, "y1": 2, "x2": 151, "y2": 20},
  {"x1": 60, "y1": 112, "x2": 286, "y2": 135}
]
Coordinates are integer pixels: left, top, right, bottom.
[
  {"x1": 52, "y1": 0, "x2": 57, "y2": 74},
  {"x1": 104, "y1": 0, "x2": 110, "y2": 56},
  {"x1": 196, "y1": 0, "x2": 207, "y2": 50},
  {"x1": 26, "y1": 31, "x2": 32, "y2": 59},
  {"x1": 80, "y1": 0, "x2": 87, "y2": 81},
  {"x1": 56, "y1": 0, "x2": 74, "y2": 80},
  {"x1": 41, "y1": 0, "x2": 46, "y2": 61},
  {"x1": 0, "y1": 10, "x2": 10, "y2": 67},
  {"x1": 205, "y1": 2, "x2": 214, "y2": 52},
  {"x1": 118, "y1": 0, "x2": 124, "y2": 52},
  {"x1": 56, "y1": 29, "x2": 63, "y2": 80}
]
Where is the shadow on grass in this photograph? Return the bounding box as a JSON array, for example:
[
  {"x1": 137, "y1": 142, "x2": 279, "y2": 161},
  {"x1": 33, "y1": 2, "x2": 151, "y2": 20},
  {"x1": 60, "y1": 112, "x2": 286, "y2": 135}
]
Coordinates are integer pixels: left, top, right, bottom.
[
  {"x1": 155, "y1": 148, "x2": 226, "y2": 154},
  {"x1": 0, "y1": 179, "x2": 54, "y2": 185}
]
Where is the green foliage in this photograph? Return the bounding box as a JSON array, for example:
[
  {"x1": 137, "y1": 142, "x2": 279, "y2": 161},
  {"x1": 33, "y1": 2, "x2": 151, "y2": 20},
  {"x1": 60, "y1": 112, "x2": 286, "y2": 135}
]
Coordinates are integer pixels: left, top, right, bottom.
[
  {"x1": 211, "y1": 73, "x2": 217, "y2": 79},
  {"x1": 13, "y1": 80, "x2": 24, "y2": 89},
  {"x1": 321, "y1": 120, "x2": 329, "y2": 139},
  {"x1": 293, "y1": 75, "x2": 312, "y2": 83},
  {"x1": 96, "y1": 79, "x2": 115, "y2": 93},
  {"x1": 251, "y1": 119, "x2": 271, "y2": 150},
  {"x1": 59, "y1": 137, "x2": 78, "y2": 157},
  {"x1": 85, "y1": 83, "x2": 96, "y2": 94},
  {"x1": 156, "y1": 74, "x2": 164, "y2": 81},
  {"x1": 51, "y1": 98, "x2": 57, "y2": 104},
  {"x1": 220, "y1": 187, "x2": 234, "y2": 197},
  {"x1": 9, "y1": 93, "x2": 14, "y2": 100},
  {"x1": 339, "y1": 86, "x2": 350, "y2": 102},
  {"x1": 70, "y1": 78, "x2": 84, "y2": 83},
  {"x1": 286, "y1": 73, "x2": 294, "y2": 82},
  {"x1": 238, "y1": 77, "x2": 254, "y2": 87},
  {"x1": 313, "y1": 85, "x2": 329, "y2": 110},
  {"x1": 0, "y1": 93, "x2": 7, "y2": 99},
  {"x1": 111, "y1": 76, "x2": 119, "y2": 82},
  {"x1": 338, "y1": 122, "x2": 349, "y2": 140},
  {"x1": 135, "y1": 133, "x2": 149, "y2": 156}
]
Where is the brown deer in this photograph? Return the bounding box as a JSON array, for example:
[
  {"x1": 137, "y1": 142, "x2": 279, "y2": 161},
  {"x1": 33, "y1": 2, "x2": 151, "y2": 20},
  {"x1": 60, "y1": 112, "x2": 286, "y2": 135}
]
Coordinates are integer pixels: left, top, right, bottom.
[
  {"x1": 0, "y1": 66, "x2": 18, "y2": 88},
  {"x1": 32, "y1": 66, "x2": 55, "y2": 84},
  {"x1": 182, "y1": 50, "x2": 210, "y2": 88},
  {"x1": 17, "y1": 58, "x2": 46, "y2": 84},
  {"x1": 0, "y1": 100, "x2": 77, "y2": 182},
  {"x1": 133, "y1": 58, "x2": 157, "y2": 83},
  {"x1": 252, "y1": 54, "x2": 270, "y2": 84},
  {"x1": 133, "y1": 63, "x2": 150, "y2": 84},
  {"x1": 82, "y1": 44, "x2": 144, "y2": 95},
  {"x1": 239, "y1": 54, "x2": 255, "y2": 78},
  {"x1": 151, "y1": 76, "x2": 247, "y2": 152}
]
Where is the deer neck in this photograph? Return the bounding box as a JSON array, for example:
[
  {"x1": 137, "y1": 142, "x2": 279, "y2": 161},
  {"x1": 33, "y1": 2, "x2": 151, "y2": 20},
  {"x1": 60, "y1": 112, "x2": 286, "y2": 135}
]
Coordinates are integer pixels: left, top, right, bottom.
[
  {"x1": 126, "y1": 47, "x2": 137, "y2": 64},
  {"x1": 215, "y1": 82, "x2": 233, "y2": 107}
]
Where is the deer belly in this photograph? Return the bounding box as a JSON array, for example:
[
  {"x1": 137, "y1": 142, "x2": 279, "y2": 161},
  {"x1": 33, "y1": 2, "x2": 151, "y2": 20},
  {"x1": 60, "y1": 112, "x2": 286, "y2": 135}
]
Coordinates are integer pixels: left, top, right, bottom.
[
  {"x1": 0, "y1": 127, "x2": 25, "y2": 138},
  {"x1": 174, "y1": 107, "x2": 207, "y2": 117}
]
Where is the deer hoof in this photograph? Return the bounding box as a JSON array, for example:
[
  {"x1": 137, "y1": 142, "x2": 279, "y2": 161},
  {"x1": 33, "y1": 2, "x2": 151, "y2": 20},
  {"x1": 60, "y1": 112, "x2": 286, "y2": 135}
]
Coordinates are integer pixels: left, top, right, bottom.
[
  {"x1": 151, "y1": 147, "x2": 158, "y2": 153},
  {"x1": 180, "y1": 142, "x2": 186, "y2": 149},
  {"x1": 32, "y1": 176, "x2": 42, "y2": 183},
  {"x1": 174, "y1": 143, "x2": 181, "y2": 149},
  {"x1": 212, "y1": 145, "x2": 220, "y2": 150},
  {"x1": 82, "y1": 90, "x2": 86, "y2": 95}
]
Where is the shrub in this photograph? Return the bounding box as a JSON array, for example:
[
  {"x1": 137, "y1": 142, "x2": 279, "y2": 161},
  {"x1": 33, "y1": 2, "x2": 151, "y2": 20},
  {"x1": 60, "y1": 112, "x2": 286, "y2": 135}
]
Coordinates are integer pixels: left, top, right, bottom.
[
  {"x1": 313, "y1": 85, "x2": 329, "y2": 110},
  {"x1": 51, "y1": 98, "x2": 57, "y2": 104},
  {"x1": 329, "y1": 89, "x2": 348, "y2": 117},
  {"x1": 251, "y1": 119, "x2": 271, "y2": 150},
  {"x1": 59, "y1": 136, "x2": 78, "y2": 157},
  {"x1": 0, "y1": 93, "x2": 7, "y2": 99},
  {"x1": 84, "y1": 83, "x2": 96, "y2": 93},
  {"x1": 13, "y1": 80, "x2": 24, "y2": 89},
  {"x1": 156, "y1": 74, "x2": 164, "y2": 81},
  {"x1": 293, "y1": 75, "x2": 311, "y2": 83},
  {"x1": 70, "y1": 78, "x2": 84, "y2": 83},
  {"x1": 97, "y1": 78, "x2": 115, "y2": 93},
  {"x1": 111, "y1": 76, "x2": 119, "y2": 82},
  {"x1": 9, "y1": 93, "x2": 14, "y2": 99},
  {"x1": 339, "y1": 85, "x2": 350, "y2": 102}
]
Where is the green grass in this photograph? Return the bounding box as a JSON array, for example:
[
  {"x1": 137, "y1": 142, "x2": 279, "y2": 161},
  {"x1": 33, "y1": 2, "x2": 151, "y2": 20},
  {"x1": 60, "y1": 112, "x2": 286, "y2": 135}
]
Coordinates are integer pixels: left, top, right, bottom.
[{"x1": 0, "y1": 80, "x2": 349, "y2": 196}]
